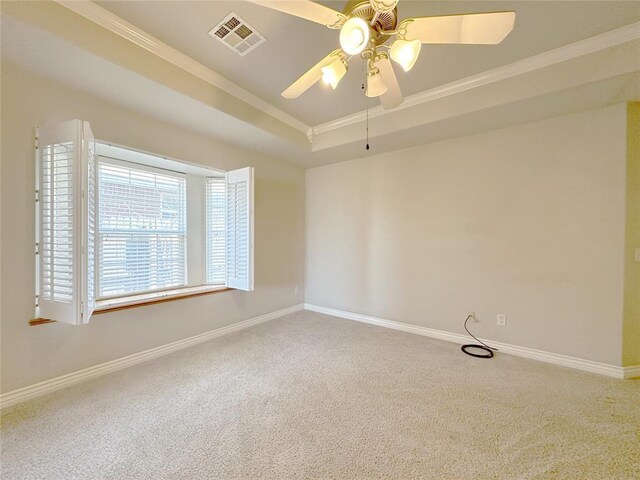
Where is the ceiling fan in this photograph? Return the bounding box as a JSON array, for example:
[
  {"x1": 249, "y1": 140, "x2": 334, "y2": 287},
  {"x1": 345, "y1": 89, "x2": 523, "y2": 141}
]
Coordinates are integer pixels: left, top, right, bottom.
[{"x1": 248, "y1": 0, "x2": 516, "y2": 109}]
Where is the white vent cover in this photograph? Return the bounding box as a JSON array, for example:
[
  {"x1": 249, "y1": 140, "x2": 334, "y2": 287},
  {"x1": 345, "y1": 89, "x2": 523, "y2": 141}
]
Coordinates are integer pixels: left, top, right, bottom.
[{"x1": 208, "y1": 12, "x2": 266, "y2": 56}]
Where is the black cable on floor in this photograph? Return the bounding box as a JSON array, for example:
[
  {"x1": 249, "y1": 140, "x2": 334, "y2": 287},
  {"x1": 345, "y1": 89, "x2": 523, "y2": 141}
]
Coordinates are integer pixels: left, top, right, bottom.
[{"x1": 461, "y1": 314, "x2": 497, "y2": 359}]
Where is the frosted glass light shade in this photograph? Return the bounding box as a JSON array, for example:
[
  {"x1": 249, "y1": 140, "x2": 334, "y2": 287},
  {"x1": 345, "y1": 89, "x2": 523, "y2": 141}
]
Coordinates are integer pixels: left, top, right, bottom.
[
  {"x1": 321, "y1": 58, "x2": 347, "y2": 89},
  {"x1": 340, "y1": 18, "x2": 370, "y2": 55},
  {"x1": 366, "y1": 71, "x2": 387, "y2": 97},
  {"x1": 390, "y1": 38, "x2": 421, "y2": 72}
]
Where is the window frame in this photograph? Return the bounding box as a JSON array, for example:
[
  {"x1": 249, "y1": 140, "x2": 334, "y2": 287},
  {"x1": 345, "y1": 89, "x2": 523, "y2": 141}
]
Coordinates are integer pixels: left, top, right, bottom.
[{"x1": 93, "y1": 142, "x2": 226, "y2": 311}]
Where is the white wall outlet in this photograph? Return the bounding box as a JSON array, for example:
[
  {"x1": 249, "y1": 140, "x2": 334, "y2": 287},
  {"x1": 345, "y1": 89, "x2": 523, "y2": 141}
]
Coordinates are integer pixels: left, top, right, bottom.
[
  {"x1": 497, "y1": 314, "x2": 507, "y2": 326},
  {"x1": 294, "y1": 286, "x2": 299, "y2": 295},
  {"x1": 468, "y1": 311, "x2": 476, "y2": 321},
  {"x1": 635, "y1": 248, "x2": 640, "y2": 262}
]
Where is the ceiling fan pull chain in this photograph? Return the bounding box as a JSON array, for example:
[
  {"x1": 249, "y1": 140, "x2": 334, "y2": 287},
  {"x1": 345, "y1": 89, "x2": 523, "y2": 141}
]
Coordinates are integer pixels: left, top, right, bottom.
[
  {"x1": 361, "y1": 58, "x2": 370, "y2": 151},
  {"x1": 366, "y1": 104, "x2": 370, "y2": 151}
]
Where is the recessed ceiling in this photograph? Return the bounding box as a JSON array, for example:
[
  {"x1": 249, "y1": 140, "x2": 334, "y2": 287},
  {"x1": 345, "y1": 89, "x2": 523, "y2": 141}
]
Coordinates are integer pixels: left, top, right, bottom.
[
  {"x1": 95, "y1": 1, "x2": 640, "y2": 125},
  {"x1": 2, "y1": 0, "x2": 638, "y2": 168}
]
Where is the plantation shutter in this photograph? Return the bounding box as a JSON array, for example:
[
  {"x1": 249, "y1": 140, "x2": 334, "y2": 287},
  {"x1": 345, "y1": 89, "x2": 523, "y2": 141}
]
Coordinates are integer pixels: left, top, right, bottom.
[
  {"x1": 37, "y1": 120, "x2": 95, "y2": 325},
  {"x1": 225, "y1": 167, "x2": 254, "y2": 291},
  {"x1": 206, "y1": 177, "x2": 226, "y2": 285},
  {"x1": 82, "y1": 122, "x2": 96, "y2": 322}
]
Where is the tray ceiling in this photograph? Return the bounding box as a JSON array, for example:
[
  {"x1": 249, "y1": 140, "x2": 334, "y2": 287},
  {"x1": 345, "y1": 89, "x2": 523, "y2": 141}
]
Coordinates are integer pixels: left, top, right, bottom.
[{"x1": 95, "y1": 1, "x2": 640, "y2": 125}]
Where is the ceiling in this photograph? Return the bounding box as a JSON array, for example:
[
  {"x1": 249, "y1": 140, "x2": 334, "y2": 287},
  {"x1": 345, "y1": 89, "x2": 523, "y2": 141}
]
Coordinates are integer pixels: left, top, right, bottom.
[
  {"x1": 0, "y1": 11, "x2": 309, "y2": 160},
  {"x1": 1, "y1": 1, "x2": 639, "y2": 167},
  {"x1": 95, "y1": 1, "x2": 640, "y2": 125}
]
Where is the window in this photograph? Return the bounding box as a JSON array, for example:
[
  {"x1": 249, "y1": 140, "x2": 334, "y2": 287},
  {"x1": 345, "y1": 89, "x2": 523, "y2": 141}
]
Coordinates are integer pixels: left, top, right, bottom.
[
  {"x1": 35, "y1": 120, "x2": 254, "y2": 325},
  {"x1": 97, "y1": 161, "x2": 188, "y2": 298}
]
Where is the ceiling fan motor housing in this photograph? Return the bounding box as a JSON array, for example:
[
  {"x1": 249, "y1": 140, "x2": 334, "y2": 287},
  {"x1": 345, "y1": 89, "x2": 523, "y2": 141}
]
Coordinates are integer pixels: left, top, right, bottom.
[{"x1": 343, "y1": 0, "x2": 398, "y2": 48}]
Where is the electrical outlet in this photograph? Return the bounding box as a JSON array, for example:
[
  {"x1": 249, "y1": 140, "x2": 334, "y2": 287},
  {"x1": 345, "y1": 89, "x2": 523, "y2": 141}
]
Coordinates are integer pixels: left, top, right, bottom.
[
  {"x1": 635, "y1": 248, "x2": 640, "y2": 262},
  {"x1": 497, "y1": 314, "x2": 507, "y2": 326},
  {"x1": 468, "y1": 311, "x2": 476, "y2": 321},
  {"x1": 294, "y1": 286, "x2": 299, "y2": 295}
]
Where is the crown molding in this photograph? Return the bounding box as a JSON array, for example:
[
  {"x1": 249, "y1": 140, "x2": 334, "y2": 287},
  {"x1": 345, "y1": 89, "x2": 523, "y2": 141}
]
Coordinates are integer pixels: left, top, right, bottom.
[
  {"x1": 47, "y1": 2, "x2": 640, "y2": 144},
  {"x1": 54, "y1": 0, "x2": 310, "y2": 135},
  {"x1": 313, "y1": 21, "x2": 640, "y2": 136}
]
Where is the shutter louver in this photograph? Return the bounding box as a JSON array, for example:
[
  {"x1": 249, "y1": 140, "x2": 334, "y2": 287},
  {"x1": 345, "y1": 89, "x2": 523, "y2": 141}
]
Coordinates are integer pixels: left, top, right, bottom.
[
  {"x1": 82, "y1": 123, "x2": 96, "y2": 323},
  {"x1": 225, "y1": 167, "x2": 254, "y2": 291},
  {"x1": 206, "y1": 177, "x2": 226, "y2": 285},
  {"x1": 37, "y1": 120, "x2": 93, "y2": 325},
  {"x1": 97, "y1": 160, "x2": 187, "y2": 298}
]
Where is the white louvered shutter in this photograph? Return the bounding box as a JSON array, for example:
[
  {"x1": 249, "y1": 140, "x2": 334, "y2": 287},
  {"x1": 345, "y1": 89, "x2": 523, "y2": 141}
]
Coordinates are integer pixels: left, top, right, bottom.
[
  {"x1": 225, "y1": 167, "x2": 254, "y2": 291},
  {"x1": 37, "y1": 120, "x2": 95, "y2": 325},
  {"x1": 82, "y1": 122, "x2": 96, "y2": 323},
  {"x1": 206, "y1": 177, "x2": 226, "y2": 285}
]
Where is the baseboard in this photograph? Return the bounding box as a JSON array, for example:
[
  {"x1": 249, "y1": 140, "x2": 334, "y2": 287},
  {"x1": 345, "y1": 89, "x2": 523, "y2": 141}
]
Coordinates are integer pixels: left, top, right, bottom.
[
  {"x1": 623, "y1": 364, "x2": 640, "y2": 379},
  {"x1": 0, "y1": 304, "x2": 304, "y2": 410},
  {"x1": 304, "y1": 304, "x2": 639, "y2": 379}
]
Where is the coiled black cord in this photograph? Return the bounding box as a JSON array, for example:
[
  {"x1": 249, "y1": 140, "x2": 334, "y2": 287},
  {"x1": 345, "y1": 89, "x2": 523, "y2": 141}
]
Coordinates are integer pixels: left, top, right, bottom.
[{"x1": 461, "y1": 314, "x2": 497, "y2": 359}]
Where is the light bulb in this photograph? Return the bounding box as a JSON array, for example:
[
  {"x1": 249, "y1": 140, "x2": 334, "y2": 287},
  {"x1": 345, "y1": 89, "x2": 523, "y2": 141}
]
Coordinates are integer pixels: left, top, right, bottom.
[
  {"x1": 390, "y1": 38, "x2": 421, "y2": 72},
  {"x1": 321, "y1": 58, "x2": 347, "y2": 89},
  {"x1": 339, "y1": 17, "x2": 370, "y2": 55},
  {"x1": 366, "y1": 70, "x2": 387, "y2": 97},
  {"x1": 349, "y1": 29, "x2": 364, "y2": 47}
]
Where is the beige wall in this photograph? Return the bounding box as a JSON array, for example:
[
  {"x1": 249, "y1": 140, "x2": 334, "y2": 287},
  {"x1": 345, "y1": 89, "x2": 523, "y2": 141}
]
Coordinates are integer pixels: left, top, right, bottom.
[
  {"x1": 0, "y1": 63, "x2": 305, "y2": 393},
  {"x1": 306, "y1": 105, "x2": 628, "y2": 366},
  {"x1": 623, "y1": 102, "x2": 640, "y2": 366}
]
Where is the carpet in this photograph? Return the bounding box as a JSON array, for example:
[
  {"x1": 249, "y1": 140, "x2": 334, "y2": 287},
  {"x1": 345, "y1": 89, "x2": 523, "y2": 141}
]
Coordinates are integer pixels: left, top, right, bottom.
[{"x1": 1, "y1": 310, "x2": 639, "y2": 479}]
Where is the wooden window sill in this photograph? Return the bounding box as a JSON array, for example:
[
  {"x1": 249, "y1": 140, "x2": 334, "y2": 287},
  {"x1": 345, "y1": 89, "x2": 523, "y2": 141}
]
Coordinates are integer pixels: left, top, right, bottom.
[{"x1": 29, "y1": 286, "x2": 231, "y2": 326}]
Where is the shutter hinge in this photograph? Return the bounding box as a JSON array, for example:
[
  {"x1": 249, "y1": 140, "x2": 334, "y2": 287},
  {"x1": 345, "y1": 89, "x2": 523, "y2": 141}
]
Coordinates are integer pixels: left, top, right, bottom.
[
  {"x1": 35, "y1": 295, "x2": 39, "y2": 307},
  {"x1": 35, "y1": 242, "x2": 39, "y2": 255},
  {"x1": 35, "y1": 133, "x2": 39, "y2": 150},
  {"x1": 80, "y1": 302, "x2": 84, "y2": 318},
  {"x1": 35, "y1": 189, "x2": 39, "y2": 203}
]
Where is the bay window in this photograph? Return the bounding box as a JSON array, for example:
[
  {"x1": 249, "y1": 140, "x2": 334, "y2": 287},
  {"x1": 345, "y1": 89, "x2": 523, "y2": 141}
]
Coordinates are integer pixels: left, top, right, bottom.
[{"x1": 35, "y1": 119, "x2": 254, "y2": 325}]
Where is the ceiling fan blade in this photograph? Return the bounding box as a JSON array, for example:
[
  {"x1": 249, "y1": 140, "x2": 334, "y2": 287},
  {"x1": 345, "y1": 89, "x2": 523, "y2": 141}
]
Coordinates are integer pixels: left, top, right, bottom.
[
  {"x1": 282, "y1": 49, "x2": 343, "y2": 99},
  {"x1": 399, "y1": 11, "x2": 516, "y2": 45},
  {"x1": 376, "y1": 56, "x2": 403, "y2": 109},
  {"x1": 247, "y1": 1, "x2": 346, "y2": 28}
]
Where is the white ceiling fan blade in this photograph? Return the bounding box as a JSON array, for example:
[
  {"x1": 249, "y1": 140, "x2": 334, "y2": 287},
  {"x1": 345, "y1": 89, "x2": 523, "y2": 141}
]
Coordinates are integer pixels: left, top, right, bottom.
[
  {"x1": 247, "y1": 1, "x2": 346, "y2": 28},
  {"x1": 282, "y1": 49, "x2": 343, "y2": 99},
  {"x1": 376, "y1": 56, "x2": 403, "y2": 109},
  {"x1": 400, "y1": 12, "x2": 516, "y2": 45}
]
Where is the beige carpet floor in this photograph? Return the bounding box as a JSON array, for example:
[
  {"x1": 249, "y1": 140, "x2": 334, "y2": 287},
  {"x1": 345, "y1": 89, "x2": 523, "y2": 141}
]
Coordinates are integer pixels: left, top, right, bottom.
[{"x1": 1, "y1": 311, "x2": 639, "y2": 479}]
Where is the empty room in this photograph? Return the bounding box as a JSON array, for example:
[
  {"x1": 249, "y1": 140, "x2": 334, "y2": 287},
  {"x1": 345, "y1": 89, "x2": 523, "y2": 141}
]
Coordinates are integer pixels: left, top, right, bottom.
[{"x1": 1, "y1": 0, "x2": 639, "y2": 478}]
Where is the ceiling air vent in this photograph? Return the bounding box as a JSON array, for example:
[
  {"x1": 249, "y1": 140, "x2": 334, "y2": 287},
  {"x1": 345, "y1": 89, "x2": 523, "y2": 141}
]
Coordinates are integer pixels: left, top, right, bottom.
[{"x1": 208, "y1": 12, "x2": 266, "y2": 56}]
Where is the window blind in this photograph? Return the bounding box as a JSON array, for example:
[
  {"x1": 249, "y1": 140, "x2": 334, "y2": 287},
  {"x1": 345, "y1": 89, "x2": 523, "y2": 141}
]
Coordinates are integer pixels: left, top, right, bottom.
[
  {"x1": 97, "y1": 161, "x2": 187, "y2": 298},
  {"x1": 206, "y1": 177, "x2": 226, "y2": 285}
]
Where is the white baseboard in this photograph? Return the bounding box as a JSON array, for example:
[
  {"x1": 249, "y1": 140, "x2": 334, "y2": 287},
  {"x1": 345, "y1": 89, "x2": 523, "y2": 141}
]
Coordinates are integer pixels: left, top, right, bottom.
[
  {"x1": 623, "y1": 364, "x2": 640, "y2": 379},
  {"x1": 304, "y1": 304, "x2": 639, "y2": 380},
  {"x1": 0, "y1": 304, "x2": 304, "y2": 410}
]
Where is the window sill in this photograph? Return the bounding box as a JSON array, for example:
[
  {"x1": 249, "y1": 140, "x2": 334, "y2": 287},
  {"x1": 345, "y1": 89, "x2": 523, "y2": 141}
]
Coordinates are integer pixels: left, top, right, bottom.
[
  {"x1": 95, "y1": 285, "x2": 230, "y2": 312},
  {"x1": 29, "y1": 285, "x2": 231, "y2": 326}
]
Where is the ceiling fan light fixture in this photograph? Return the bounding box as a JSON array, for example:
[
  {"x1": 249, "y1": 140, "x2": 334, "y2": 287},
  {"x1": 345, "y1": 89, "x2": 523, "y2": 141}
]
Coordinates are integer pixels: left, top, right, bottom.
[
  {"x1": 390, "y1": 38, "x2": 421, "y2": 72},
  {"x1": 339, "y1": 17, "x2": 370, "y2": 55},
  {"x1": 366, "y1": 70, "x2": 387, "y2": 97},
  {"x1": 321, "y1": 58, "x2": 348, "y2": 89}
]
